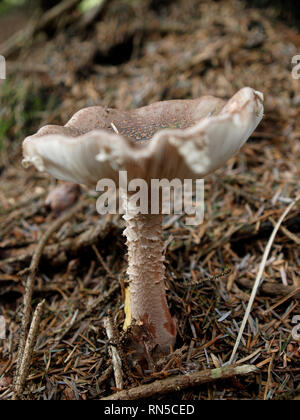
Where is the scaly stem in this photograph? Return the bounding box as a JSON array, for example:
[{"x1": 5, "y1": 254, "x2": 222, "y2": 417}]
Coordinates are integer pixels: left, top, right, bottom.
[{"x1": 123, "y1": 209, "x2": 176, "y2": 352}]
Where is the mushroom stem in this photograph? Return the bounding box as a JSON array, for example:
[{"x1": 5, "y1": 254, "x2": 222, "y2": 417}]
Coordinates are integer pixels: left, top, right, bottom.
[{"x1": 123, "y1": 209, "x2": 176, "y2": 352}]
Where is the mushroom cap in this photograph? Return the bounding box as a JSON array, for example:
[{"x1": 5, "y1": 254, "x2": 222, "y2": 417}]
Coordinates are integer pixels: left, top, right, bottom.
[{"x1": 22, "y1": 87, "x2": 263, "y2": 187}]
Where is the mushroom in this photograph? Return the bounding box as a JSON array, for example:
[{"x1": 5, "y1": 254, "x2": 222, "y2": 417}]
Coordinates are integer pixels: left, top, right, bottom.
[
  {"x1": 22, "y1": 87, "x2": 264, "y2": 353},
  {"x1": 45, "y1": 182, "x2": 81, "y2": 216}
]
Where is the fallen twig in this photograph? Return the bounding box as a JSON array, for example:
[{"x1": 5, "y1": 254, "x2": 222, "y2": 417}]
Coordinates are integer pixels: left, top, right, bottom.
[
  {"x1": 15, "y1": 200, "x2": 87, "y2": 382},
  {"x1": 97, "y1": 366, "x2": 113, "y2": 387},
  {"x1": 0, "y1": 217, "x2": 114, "y2": 268},
  {"x1": 101, "y1": 364, "x2": 258, "y2": 400},
  {"x1": 263, "y1": 353, "x2": 275, "y2": 400},
  {"x1": 104, "y1": 314, "x2": 124, "y2": 390},
  {"x1": 236, "y1": 278, "x2": 300, "y2": 299},
  {"x1": 13, "y1": 300, "x2": 45, "y2": 399},
  {"x1": 92, "y1": 244, "x2": 116, "y2": 279}
]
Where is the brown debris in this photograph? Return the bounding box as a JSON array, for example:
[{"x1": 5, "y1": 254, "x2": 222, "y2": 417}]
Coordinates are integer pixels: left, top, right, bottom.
[
  {"x1": 45, "y1": 182, "x2": 81, "y2": 217},
  {"x1": 101, "y1": 364, "x2": 258, "y2": 400},
  {"x1": 103, "y1": 313, "x2": 124, "y2": 390}
]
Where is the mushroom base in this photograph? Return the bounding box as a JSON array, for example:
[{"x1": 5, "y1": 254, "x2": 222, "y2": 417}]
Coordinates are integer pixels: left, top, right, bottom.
[{"x1": 123, "y1": 210, "x2": 176, "y2": 354}]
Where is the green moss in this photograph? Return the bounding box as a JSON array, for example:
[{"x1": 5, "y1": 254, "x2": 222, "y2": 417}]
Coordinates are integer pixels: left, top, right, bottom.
[
  {"x1": 0, "y1": 0, "x2": 26, "y2": 16},
  {"x1": 0, "y1": 77, "x2": 58, "y2": 157}
]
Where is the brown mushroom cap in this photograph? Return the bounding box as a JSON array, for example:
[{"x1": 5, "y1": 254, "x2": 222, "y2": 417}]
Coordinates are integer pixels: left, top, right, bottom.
[
  {"x1": 65, "y1": 95, "x2": 226, "y2": 141},
  {"x1": 22, "y1": 87, "x2": 263, "y2": 186}
]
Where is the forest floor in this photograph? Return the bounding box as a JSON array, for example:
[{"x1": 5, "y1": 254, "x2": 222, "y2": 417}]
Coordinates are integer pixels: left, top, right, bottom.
[{"x1": 0, "y1": 0, "x2": 299, "y2": 400}]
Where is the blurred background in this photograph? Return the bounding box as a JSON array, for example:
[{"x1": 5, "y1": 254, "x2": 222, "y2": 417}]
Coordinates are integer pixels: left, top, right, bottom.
[
  {"x1": 0, "y1": 0, "x2": 299, "y2": 400},
  {"x1": 1, "y1": 0, "x2": 299, "y2": 211},
  {"x1": 1, "y1": 0, "x2": 300, "y2": 160}
]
